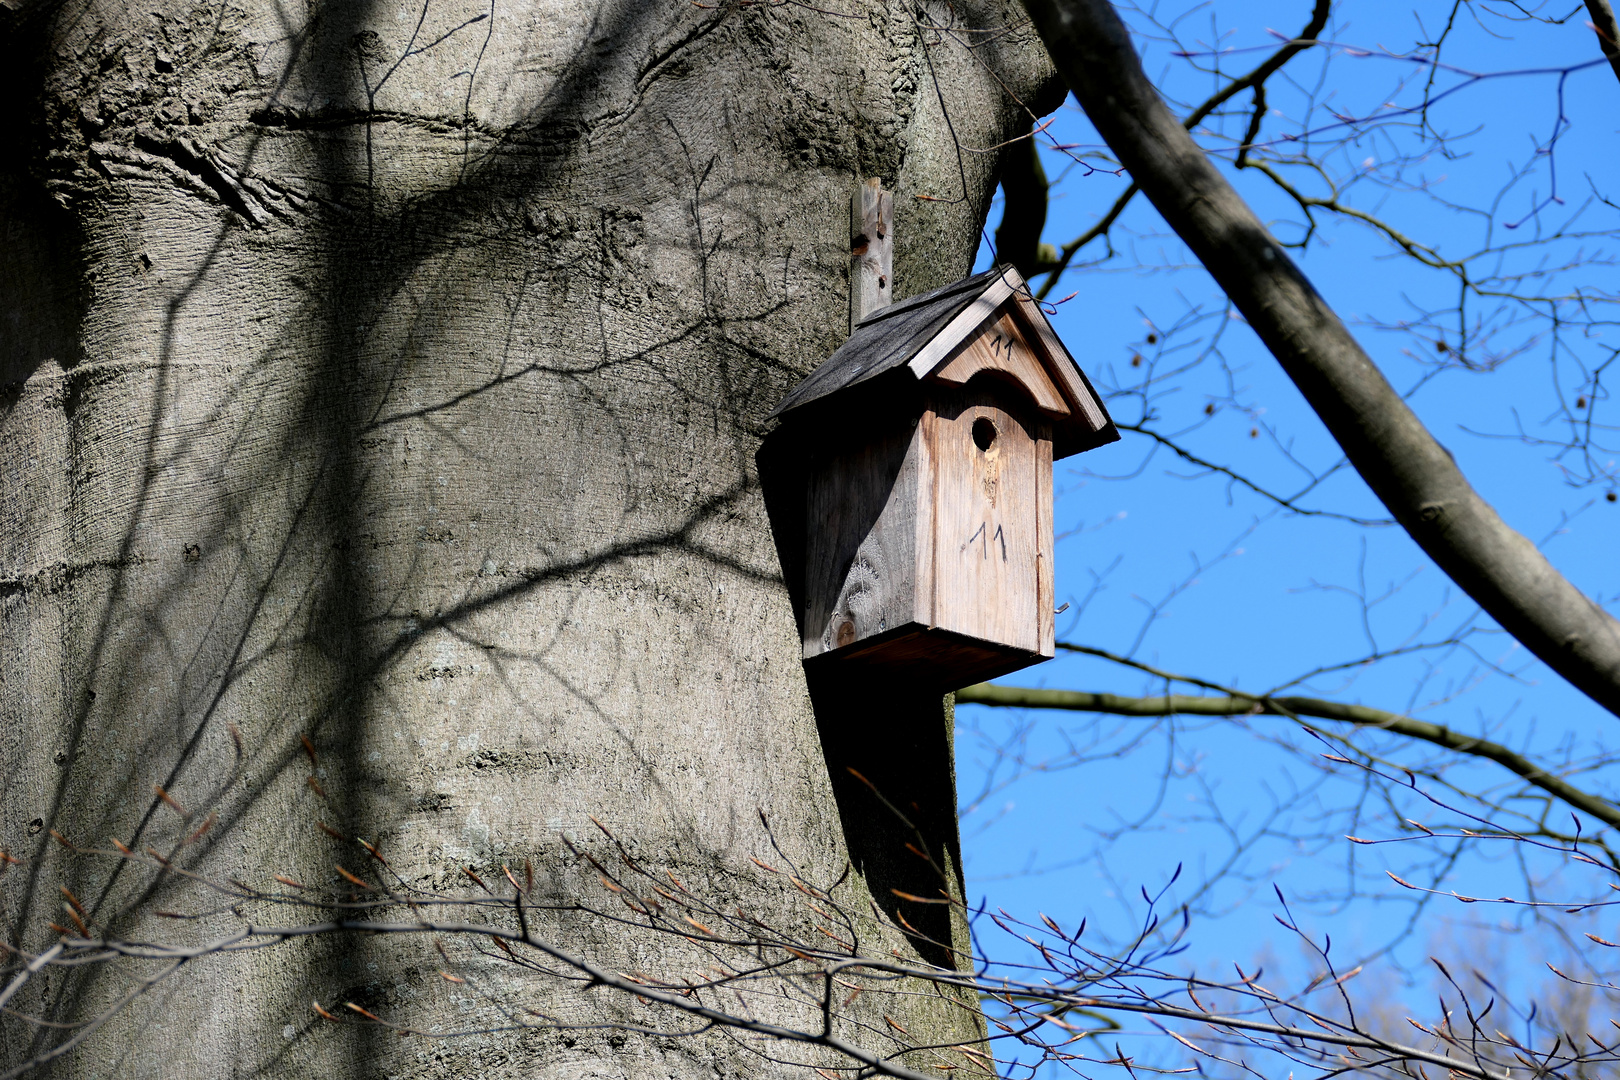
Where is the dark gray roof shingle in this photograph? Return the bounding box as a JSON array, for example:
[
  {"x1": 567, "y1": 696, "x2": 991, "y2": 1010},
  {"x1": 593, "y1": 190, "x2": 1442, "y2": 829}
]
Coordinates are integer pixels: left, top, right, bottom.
[{"x1": 766, "y1": 268, "x2": 1003, "y2": 420}]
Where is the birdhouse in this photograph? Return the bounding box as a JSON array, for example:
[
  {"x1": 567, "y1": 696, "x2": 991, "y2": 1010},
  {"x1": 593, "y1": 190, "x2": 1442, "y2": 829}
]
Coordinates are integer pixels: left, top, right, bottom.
[{"x1": 765, "y1": 264, "x2": 1118, "y2": 689}]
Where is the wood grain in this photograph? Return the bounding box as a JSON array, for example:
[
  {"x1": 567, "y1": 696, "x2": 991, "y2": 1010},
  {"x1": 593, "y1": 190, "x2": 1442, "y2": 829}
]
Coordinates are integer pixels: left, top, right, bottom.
[
  {"x1": 904, "y1": 271, "x2": 1017, "y2": 379},
  {"x1": 1037, "y1": 431, "x2": 1055, "y2": 656},
  {"x1": 931, "y1": 308, "x2": 1071, "y2": 417},
  {"x1": 850, "y1": 179, "x2": 895, "y2": 333},
  {"x1": 798, "y1": 348, "x2": 1059, "y2": 681},
  {"x1": 801, "y1": 414, "x2": 921, "y2": 659},
  {"x1": 1009, "y1": 287, "x2": 1111, "y2": 433},
  {"x1": 925, "y1": 382, "x2": 1047, "y2": 654}
]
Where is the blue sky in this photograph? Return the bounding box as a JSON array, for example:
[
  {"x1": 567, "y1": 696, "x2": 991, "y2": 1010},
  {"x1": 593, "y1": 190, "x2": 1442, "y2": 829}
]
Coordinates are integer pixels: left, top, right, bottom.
[{"x1": 956, "y1": 1, "x2": 1619, "y2": 1063}]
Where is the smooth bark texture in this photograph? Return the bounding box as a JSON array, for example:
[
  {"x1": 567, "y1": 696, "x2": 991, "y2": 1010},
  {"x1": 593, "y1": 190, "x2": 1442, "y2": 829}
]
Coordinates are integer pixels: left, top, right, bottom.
[
  {"x1": 0, "y1": 0, "x2": 1058, "y2": 1074},
  {"x1": 1019, "y1": 0, "x2": 1620, "y2": 717}
]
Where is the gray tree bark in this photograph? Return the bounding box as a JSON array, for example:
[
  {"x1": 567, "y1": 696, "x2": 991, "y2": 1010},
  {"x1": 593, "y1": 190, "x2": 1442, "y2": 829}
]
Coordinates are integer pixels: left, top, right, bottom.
[
  {"x1": 1020, "y1": 0, "x2": 1620, "y2": 718},
  {"x1": 1586, "y1": 0, "x2": 1620, "y2": 86},
  {"x1": 0, "y1": 1, "x2": 1059, "y2": 1075}
]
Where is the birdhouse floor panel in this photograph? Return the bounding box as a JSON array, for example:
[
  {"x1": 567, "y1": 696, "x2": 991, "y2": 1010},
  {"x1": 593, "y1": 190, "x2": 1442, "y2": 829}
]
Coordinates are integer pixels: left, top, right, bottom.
[{"x1": 801, "y1": 623, "x2": 1049, "y2": 690}]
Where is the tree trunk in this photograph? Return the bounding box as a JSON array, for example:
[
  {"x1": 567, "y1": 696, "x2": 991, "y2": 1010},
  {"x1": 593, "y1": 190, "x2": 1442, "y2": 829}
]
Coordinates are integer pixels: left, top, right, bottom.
[{"x1": 0, "y1": 1, "x2": 1058, "y2": 1075}]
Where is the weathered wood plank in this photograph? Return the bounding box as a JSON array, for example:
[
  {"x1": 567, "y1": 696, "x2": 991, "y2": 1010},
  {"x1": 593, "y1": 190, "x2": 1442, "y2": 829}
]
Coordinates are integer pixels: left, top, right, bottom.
[
  {"x1": 931, "y1": 309, "x2": 1072, "y2": 417},
  {"x1": 904, "y1": 271, "x2": 1017, "y2": 379},
  {"x1": 807, "y1": 624, "x2": 1042, "y2": 688},
  {"x1": 913, "y1": 402, "x2": 937, "y2": 634},
  {"x1": 925, "y1": 384, "x2": 1043, "y2": 653},
  {"x1": 1037, "y1": 430, "x2": 1055, "y2": 657},
  {"x1": 850, "y1": 179, "x2": 894, "y2": 333},
  {"x1": 801, "y1": 415, "x2": 921, "y2": 658},
  {"x1": 1010, "y1": 287, "x2": 1111, "y2": 434}
]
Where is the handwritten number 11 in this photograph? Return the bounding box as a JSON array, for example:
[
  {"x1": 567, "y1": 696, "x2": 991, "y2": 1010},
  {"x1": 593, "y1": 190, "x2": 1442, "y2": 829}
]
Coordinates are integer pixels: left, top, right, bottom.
[{"x1": 965, "y1": 522, "x2": 1007, "y2": 561}]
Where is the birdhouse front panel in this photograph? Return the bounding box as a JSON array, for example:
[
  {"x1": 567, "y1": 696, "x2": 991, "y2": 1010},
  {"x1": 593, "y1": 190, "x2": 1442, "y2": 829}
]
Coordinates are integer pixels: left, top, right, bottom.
[
  {"x1": 796, "y1": 377, "x2": 1056, "y2": 687},
  {"x1": 923, "y1": 382, "x2": 1055, "y2": 658}
]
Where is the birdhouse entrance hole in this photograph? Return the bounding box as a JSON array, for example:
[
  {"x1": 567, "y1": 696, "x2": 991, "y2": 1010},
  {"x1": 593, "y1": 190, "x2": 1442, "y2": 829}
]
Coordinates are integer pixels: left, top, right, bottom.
[{"x1": 972, "y1": 417, "x2": 997, "y2": 452}]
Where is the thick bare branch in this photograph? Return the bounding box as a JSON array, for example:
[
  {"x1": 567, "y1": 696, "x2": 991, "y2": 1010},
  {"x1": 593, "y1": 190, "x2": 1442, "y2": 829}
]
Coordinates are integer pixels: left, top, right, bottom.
[
  {"x1": 995, "y1": 130, "x2": 1061, "y2": 280},
  {"x1": 955, "y1": 682, "x2": 1620, "y2": 830},
  {"x1": 1018, "y1": 0, "x2": 1620, "y2": 716},
  {"x1": 1033, "y1": 0, "x2": 1328, "y2": 297},
  {"x1": 1588, "y1": 0, "x2": 1620, "y2": 87}
]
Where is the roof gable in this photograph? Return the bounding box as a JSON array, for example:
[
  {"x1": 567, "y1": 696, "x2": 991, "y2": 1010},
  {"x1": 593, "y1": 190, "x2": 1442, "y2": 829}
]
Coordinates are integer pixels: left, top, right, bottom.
[
  {"x1": 931, "y1": 309, "x2": 1070, "y2": 416},
  {"x1": 767, "y1": 265, "x2": 1118, "y2": 459}
]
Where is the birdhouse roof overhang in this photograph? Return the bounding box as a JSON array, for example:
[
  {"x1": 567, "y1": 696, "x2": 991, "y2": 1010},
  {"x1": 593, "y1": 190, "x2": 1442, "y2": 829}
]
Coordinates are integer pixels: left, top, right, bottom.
[{"x1": 768, "y1": 265, "x2": 1118, "y2": 459}]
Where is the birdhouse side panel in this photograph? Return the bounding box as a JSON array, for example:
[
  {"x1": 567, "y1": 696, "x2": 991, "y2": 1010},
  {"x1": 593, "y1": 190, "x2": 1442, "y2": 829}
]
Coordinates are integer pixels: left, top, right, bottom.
[
  {"x1": 924, "y1": 386, "x2": 1049, "y2": 655},
  {"x1": 801, "y1": 420, "x2": 926, "y2": 659},
  {"x1": 1037, "y1": 431, "x2": 1055, "y2": 656}
]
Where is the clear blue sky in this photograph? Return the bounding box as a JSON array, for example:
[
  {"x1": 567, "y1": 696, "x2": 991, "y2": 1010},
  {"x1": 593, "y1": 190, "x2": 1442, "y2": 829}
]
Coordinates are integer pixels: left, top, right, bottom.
[{"x1": 957, "y1": 1, "x2": 1618, "y2": 1060}]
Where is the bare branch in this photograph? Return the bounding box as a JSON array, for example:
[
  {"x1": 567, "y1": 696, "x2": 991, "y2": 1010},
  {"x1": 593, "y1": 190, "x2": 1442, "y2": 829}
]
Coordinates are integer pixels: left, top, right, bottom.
[
  {"x1": 956, "y1": 682, "x2": 1620, "y2": 830},
  {"x1": 1018, "y1": 0, "x2": 1620, "y2": 716},
  {"x1": 1034, "y1": 0, "x2": 1329, "y2": 297}
]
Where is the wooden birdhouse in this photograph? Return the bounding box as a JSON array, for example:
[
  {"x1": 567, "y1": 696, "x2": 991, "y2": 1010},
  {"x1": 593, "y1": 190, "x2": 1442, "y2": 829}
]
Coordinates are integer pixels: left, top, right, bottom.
[{"x1": 766, "y1": 263, "x2": 1118, "y2": 689}]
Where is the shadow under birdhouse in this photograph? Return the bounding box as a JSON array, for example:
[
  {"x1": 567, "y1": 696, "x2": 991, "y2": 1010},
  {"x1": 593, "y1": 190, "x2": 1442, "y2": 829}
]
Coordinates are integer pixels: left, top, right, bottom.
[{"x1": 758, "y1": 263, "x2": 1117, "y2": 967}]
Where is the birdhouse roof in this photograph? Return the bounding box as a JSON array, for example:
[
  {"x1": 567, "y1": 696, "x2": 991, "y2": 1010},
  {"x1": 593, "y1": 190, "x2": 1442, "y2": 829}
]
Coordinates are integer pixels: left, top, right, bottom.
[{"x1": 767, "y1": 265, "x2": 1118, "y2": 459}]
